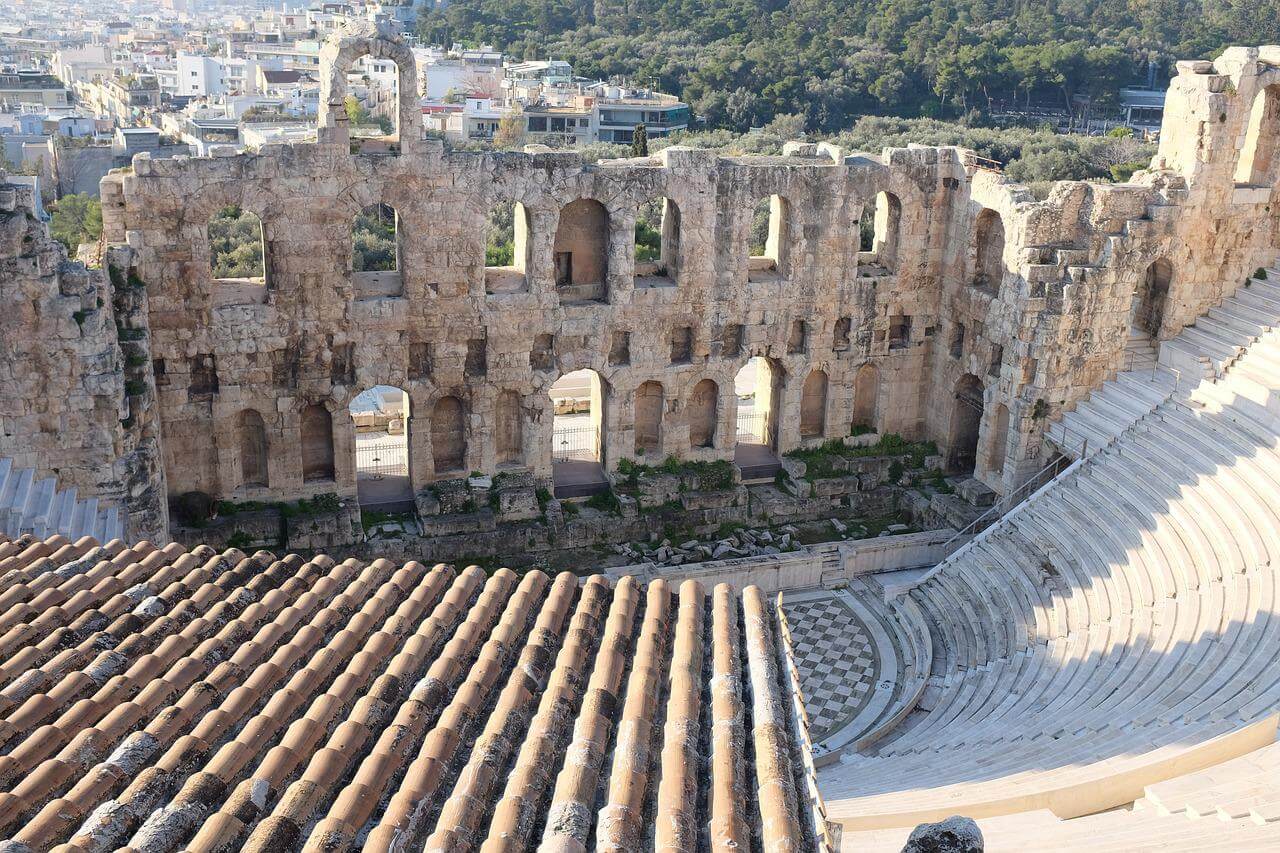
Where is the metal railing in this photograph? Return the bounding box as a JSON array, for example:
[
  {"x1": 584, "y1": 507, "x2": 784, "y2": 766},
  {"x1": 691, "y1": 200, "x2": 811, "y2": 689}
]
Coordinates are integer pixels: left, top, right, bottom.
[
  {"x1": 552, "y1": 424, "x2": 598, "y2": 461},
  {"x1": 736, "y1": 410, "x2": 766, "y2": 443},
  {"x1": 355, "y1": 438, "x2": 407, "y2": 477}
]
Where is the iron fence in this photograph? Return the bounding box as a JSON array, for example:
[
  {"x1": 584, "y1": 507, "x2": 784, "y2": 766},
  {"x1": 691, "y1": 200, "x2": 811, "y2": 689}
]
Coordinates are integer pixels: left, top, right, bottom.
[
  {"x1": 736, "y1": 410, "x2": 766, "y2": 443},
  {"x1": 355, "y1": 438, "x2": 408, "y2": 477},
  {"x1": 553, "y1": 424, "x2": 598, "y2": 462}
]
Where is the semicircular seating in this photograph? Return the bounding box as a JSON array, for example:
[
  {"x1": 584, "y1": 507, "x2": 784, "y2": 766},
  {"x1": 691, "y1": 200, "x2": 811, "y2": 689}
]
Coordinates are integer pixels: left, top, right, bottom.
[{"x1": 821, "y1": 281, "x2": 1280, "y2": 832}]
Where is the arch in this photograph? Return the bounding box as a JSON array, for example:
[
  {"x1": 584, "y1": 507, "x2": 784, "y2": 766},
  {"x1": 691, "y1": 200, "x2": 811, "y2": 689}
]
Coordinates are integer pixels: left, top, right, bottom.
[
  {"x1": 554, "y1": 198, "x2": 609, "y2": 303},
  {"x1": 301, "y1": 403, "x2": 336, "y2": 482},
  {"x1": 352, "y1": 202, "x2": 402, "y2": 297},
  {"x1": 1132, "y1": 257, "x2": 1172, "y2": 338},
  {"x1": 237, "y1": 409, "x2": 269, "y2": 488},
  {"x1": 833, "y1": 317, "x2": 852, "y2": 351},
  {"x1": 208, "y1": 205, "x2": 265, "y2": 283},
  {"x1": 635, "y1": 196, "x2": 680, "y2": 286},
  {"x1": 949, "y1": 374, "x2": 984, "y2": 474},
  {"x1": 989, "y1": 402, "x2": 1010, "y2": 476},
  {"x1": 860, "y1": 191, "x2": 901, "y2": 271},
  {"x1": 431, "y1": 395, "x2": 467, "y2": 474},
  {"x1": 317, "y1": 21, "x2": 420, "y2": 151},
  {"x1": 688, "y1": 378, "x2": 719, "y2": 449},
  {"x1": 1236, "y1": 84, "x2": 1280, "y2": 186},
  {"x1": 973, "y1": 208, "x2": 1005, "y2": 292},
  {"x1": 748, "y1": 194, "x2": 790, "y2": 280},
  {"x1": 735, "y1": 356, "x2": 780, "y2": 449},
  {"x1": 634, "y1": 380, "x2": 664, "y2": 457},
  {"x1": 551, "y1": 368, "x2": 606, "y2": 463},
  {"x1": 495, "y1": 390, "x2": 524, "y2": 466},
  {"x1": 852, "y1": 363, "x2": 879, "y2": 431},
  {"x1": 550, "y1": 369, "x2": 609, "y2": 495},
  {"x1": 485, "y1": 200, "x2": 530, "y2": 294},
  {"x1": 349, "y1": 385, "x2": 411, "y2": 506},
  {"x1": 800, "y1": 370, "x2": 828, "y2": 439}
]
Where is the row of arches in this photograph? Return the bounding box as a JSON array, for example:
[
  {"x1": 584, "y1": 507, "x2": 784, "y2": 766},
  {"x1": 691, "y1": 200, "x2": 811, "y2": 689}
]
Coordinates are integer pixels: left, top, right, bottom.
[
  {"x1": 232, "y1": 361, "x2": 888, "y2": 499},
  {"x1": 208, "y1": 191, "x2": 1011, "y2": 307},
  {"x1": 205, "y1": 190, "x2": 928, "y2": 301}
]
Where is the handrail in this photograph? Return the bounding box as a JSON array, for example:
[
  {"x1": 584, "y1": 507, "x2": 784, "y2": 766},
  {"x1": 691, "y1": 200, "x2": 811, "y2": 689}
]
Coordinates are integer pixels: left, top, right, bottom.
[{"x1": 932, "y1": 448, "x2": 1074, "y2": 559}]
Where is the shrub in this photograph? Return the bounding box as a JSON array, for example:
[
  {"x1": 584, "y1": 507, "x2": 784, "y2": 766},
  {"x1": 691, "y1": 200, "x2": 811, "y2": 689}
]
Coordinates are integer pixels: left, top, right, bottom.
[{"x1": 584, "y1": 488, "x2": 622, "y2": 514}]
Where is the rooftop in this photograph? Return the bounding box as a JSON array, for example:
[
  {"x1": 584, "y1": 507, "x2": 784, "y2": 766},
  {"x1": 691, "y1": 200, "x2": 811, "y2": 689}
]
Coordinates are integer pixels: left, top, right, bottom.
[{"x1": 0, "y1": 532, "x2": 824, "y2": 852}]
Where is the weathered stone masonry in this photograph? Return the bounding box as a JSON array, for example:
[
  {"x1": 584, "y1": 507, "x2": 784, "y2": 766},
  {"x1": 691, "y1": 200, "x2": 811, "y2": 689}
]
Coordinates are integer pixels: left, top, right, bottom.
[{"x1": 10, "y1": 26, "x2": 1280, "y2": 545}]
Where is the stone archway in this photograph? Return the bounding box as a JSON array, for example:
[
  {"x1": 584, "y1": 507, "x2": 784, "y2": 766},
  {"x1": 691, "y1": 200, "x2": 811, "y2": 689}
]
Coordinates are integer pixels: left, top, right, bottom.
[
  {"x1": 431, "y1": 395, "x2": 467, "y2": 475},
  {"x1": 800, "y1": 370, "x2": 828, "y2": 439},
  {"x1": 852, "y1": 363, "x2": 879, "y2": 432},
  {"x1": 634, "y1": 380, "x2": 664, "y2": 457},
  {"x1": 301, "y1": 403, "x2": 336, "y2": 483},
  {"x1": 949, "y1": 374, "x2": 984, "y2": 475},
  {"x1": 688, "y1": 378, "x2": 719, "y2": 449},
  {"x1": 1132, "y1": 258, "x2": 1172, "y2": 339},
  {"x1": 554, "y1": 199, "x2": 609, "y2": 303},
  {"x1": 495, "y1": 390, "x2": 524, "y2": 467},
  {"x1": 349, "y1": 385, "x2": 412, "y2": 508},
  {"x1": 989, "y1": 402, "x2": 1010, "y2": 477},
  {"x1": 237, "y1": 409, "x2": 268, "y2": 489},
  {"x1": 550, "y1": 369, "x2": 609, "y2": 497},
  {"x1": 317, "y1": 20, "x2": 421, "y2": 151}
]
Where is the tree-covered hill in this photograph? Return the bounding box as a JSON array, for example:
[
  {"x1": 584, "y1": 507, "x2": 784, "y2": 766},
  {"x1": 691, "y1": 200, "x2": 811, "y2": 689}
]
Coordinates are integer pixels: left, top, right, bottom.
[{"x1": 418, "y1": 0, "x2": 1280, "y2": 132}]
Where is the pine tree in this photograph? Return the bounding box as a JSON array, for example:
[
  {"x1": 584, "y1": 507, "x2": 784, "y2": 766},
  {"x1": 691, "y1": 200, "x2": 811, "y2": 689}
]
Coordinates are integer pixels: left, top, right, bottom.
[{"x1": 631, "y1": 124, "x2": 649, "y2": 157}]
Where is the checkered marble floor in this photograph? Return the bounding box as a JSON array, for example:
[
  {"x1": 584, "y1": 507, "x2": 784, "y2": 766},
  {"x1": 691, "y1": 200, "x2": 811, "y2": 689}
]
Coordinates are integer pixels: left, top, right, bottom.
[{"x1": 782, "y1": 594, "x2": 879, "y2": 742}]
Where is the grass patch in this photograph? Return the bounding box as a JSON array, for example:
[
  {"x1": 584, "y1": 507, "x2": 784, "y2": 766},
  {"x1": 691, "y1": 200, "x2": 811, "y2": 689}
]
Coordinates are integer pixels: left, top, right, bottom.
[
  {"x1": 584, "y1": 488, "x2": 622, "y2": 514},
  {"x1": 616, "y1": 456, "x2": 735, "y2": 491},
  {"x1": 785, "y1": 433, "x2": 938, "y2": 479}
]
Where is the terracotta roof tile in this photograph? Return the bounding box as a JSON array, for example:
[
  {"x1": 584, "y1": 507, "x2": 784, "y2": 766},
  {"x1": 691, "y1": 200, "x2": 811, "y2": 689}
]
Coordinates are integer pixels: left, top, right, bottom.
[{"x1": 0, "y1": 540, "x2": 813, "y2": 852}]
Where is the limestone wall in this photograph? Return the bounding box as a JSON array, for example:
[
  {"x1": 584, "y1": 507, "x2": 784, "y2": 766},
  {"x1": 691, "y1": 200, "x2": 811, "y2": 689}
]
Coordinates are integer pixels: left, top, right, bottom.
[
  {"x1": 71, "y1": 30, "x2": 1280, "y2": 532},
  {"x1": 100, "y1": 128, "x2": 975, "y2": 508},
  {"x1": 0, "y1": 172, "x2": 167, "y2": 541}
]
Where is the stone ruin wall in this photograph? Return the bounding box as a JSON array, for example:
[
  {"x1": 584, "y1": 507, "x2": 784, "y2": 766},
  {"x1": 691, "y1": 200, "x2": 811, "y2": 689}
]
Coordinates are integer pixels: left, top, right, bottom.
[
  {"x1": 99, "y1": 140, "x2": 960, "y2": 509},
  {"x1": 0, "y1": 174, "x2": 167, "y2": 540},
  {"x1": 7, "y1": 25, "x2": 1280, "y2": 545}
]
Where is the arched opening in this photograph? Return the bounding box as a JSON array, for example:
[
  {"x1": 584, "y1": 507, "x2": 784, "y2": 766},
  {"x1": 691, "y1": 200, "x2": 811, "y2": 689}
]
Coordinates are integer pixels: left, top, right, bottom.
[
  {"x1": 349, "y1": 385, "x2": 412, "y2": 509},
  {"x1": 550, "y1": 368, "x2": 608, "y2": 497},
  {"x1": 208, "y1": 205, "x2": 267, "y2": 305},
  {"x1": 318, "y1": 29, "x2": 419, "y2": 155},
  {"x1": 859, "y1": 192, "x2": 900, "y2": 273},
  {"x1": 949, "y1": 374, "x2": 984, "y2": 475},
  {"x1": 989, "y1": 402, "x2": 1010, "y2": 477},
  {"x1": 973, "y1": 208, "x2": 1005, "y2": 293},
  {"x1": 634, "y1": 196, "x2": 679, "y2": 287},
  {"x1": 800, "y1": 370, "x2": 828, "y2": 439},
  {"x1": 833, "y1": 317, "x2": 852, "y2": 352},
  {"x1": 748, "y1": 194, "x2": 789, "y2": 281},
  {"x1": 485, "y1": 200, "x2": 530, "y2": 295},
  {"x1": 431, "y1": 395, "x2": 467, "y2": 475},
  {"x1": 495, "y1": 389, "x2": 524, "y2": 467},
  {"x1": 342, "y1": 53, "x2": 400, "y2": 152},
  {"x1": 852, "y1": 363, "x2": 879, "y2": 432},
  {"x1": 1132, "y1": 257, "x2": 1172, "y2": 341},
  {"x1": 634, "y1": 381, "x2": 664, "y2": 457},
  {"x1": 352, "y1": 202, "x2": 402, "y2": 297},
  {"x1": 237, "y1": 409, "x2": 269, "y2": 489},
  {"x1": 688, "y1": 378, "x2": 719, "y2": 449},
  {"x1": 300, "y1": 403, "x2": 335, "y2": 483},
  {"x1": 554, "y1": 199, "x2": 609, "y2": 303},
  {"x1": 734, "y1": 356, "x2": 782, "y2": 478},
  {"x1": 1236, "y1": 84, "x2": 1280, "y2": 186}
]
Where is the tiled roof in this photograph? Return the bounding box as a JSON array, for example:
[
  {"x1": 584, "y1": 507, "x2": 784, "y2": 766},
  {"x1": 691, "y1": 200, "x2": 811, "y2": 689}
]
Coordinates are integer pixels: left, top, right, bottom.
[{"x1": 0, "y1": 532, "x2": 821, "y2": 853}]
